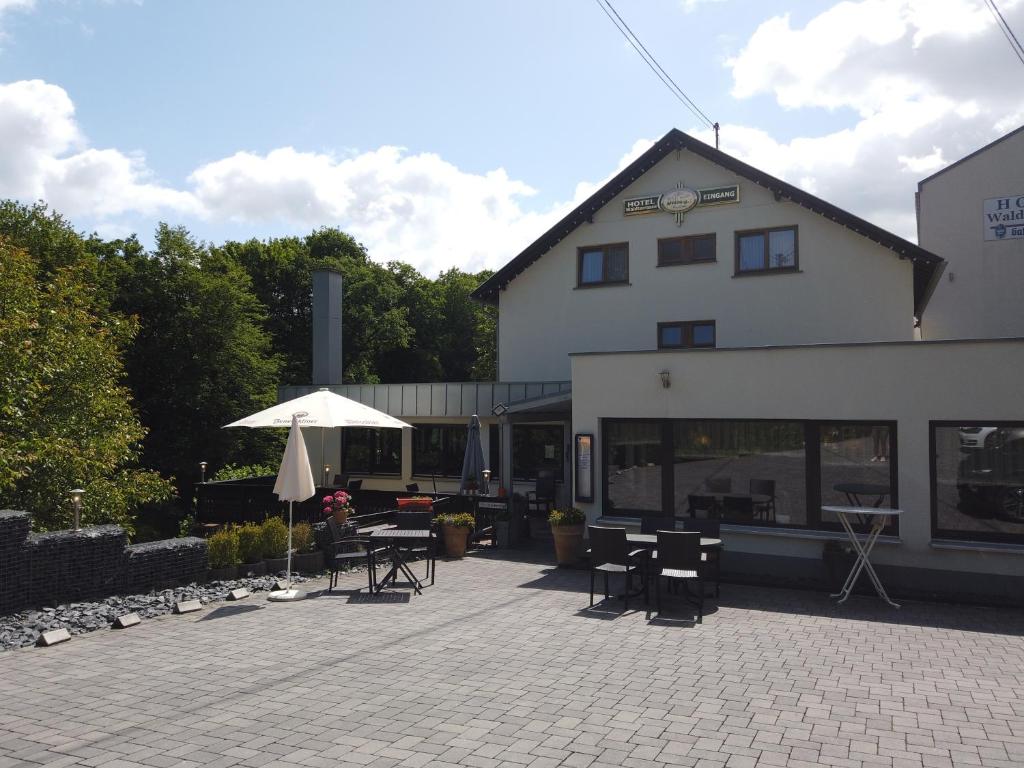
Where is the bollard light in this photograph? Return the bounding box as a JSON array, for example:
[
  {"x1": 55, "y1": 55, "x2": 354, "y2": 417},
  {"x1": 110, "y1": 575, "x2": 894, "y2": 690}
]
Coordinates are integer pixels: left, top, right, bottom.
[
  {"x1": 70, "y1": 488, "x2": 84, "y2": 531},
  {"x1": 199, "y1": 461, "x2": 208, "y2": 483},
  {"x1": 323, "y1": 464, "x2": 331, "y2": 487}
]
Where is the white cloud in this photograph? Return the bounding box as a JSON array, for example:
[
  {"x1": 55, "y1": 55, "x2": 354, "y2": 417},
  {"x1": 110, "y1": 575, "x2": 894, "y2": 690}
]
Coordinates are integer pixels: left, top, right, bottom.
[
  {"x1": 0, "y1": 0, "x2": 33, "y2": 44},
  {"x1": 681, "y1": 0, "x2": 726, "y2": 12}
]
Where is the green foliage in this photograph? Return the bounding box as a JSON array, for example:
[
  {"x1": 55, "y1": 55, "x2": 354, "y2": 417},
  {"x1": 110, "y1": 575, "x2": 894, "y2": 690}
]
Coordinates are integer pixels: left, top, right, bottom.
[
  {"x1": 236, "y1": 523, "x2": 263, "y2": 563},
  {"x1": 435, "y1": 512, "x2": 475, "y2": 529},
  {"x1": 548, "y1": 507, "x2": 586, "y2": 527},
  {"x1": 178, "y1": 514, "x2": 196, "y2": 538},
  {"x1": 260, "y1": 517, "x2": 289, "y2": 558},
  {"x1": 290, "y1": 522, "x2": 315, "y2": 553},
  {"x1": 0, "y1": 236, "x2": 172, "y2": 534},
  {"x1": 211, "y1": 463, "x2": 279, "y2": 482},
  {"x1": 207, "y1": 528, "x2": 240, "y2": 568}
]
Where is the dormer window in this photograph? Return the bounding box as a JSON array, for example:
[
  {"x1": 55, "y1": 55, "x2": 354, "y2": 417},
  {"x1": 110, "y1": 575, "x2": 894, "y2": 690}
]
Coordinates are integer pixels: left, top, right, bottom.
[{"x1": 578, "y1": 243, "x2": 629, "y2": 287}]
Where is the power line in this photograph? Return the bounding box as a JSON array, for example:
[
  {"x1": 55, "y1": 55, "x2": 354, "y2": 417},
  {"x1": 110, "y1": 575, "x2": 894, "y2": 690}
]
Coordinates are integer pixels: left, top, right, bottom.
[
  {"x1": 985, "y1": 0, "x2": 1024, "y2": 67},
  {"x1": 593, "y1": 0, "x2": 718, "y2": 140}
]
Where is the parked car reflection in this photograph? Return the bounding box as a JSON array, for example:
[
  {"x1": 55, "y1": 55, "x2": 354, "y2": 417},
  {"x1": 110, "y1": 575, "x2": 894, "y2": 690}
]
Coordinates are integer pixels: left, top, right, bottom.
[{"x1": 957, "y1": 426, "x2": 1024, "y2": 522}]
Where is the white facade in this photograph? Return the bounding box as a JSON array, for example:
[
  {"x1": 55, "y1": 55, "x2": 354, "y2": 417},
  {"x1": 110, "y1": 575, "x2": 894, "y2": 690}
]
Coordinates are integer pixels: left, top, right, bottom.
[
  {"x1": 498, "y1": 147, "x2": 917, "y2": 382},
  {"x1": 919, "y1": 126, "x2": 1024, "y2": 340}
]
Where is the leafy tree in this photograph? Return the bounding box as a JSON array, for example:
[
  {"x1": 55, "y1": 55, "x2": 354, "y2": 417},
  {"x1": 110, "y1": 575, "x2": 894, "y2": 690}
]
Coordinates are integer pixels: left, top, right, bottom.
[{"x1": 0, "y1": 240, "x2": 172, "y2": 533}]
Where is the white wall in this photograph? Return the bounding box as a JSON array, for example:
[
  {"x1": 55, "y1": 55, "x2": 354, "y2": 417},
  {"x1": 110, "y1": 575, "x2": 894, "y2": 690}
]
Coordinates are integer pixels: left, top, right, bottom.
[
  {"x1": 499, "y1": 149, "x2": 915, "y2": 382},
  {"x1": 570, "y1": 338, "x2": 1024, "y2": 577},
  {"x1": 920, "y1": 129, "x2": 1024, "y2": 340}
]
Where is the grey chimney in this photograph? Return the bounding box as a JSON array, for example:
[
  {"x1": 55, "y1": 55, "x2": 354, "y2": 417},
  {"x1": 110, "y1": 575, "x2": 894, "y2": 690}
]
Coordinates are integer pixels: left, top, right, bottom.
[{"x1": 311, "y1": 269, "x2": 343, "y2": 385}]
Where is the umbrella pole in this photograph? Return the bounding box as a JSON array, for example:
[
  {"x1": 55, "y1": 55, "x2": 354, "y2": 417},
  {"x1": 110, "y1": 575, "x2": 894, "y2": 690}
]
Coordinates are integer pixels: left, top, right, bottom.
[
  {"x1": 320, "y1": 428, "x2": 325, "y2": 487},
  {"x1": 286, "y1": 500, "x2": 293, "y2": 590},
  {"x1": 269, "y1": 501, "x2": 305, "y2": 601}
]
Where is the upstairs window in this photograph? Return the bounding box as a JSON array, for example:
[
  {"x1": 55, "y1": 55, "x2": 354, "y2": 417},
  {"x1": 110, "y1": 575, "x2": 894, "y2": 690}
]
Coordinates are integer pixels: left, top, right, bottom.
[
  {"x1": 736, "y1": 226, "x2": 798, "y2": 274},
  {"x1": 658, "y1": 233, "x2": 716, "y2": 266},
  {"x1": 578, "y1": 243, "x2": 628, "y2": 286},
  {"x1": 658, "y1": 320, "x2": 716, "y2": 349}
]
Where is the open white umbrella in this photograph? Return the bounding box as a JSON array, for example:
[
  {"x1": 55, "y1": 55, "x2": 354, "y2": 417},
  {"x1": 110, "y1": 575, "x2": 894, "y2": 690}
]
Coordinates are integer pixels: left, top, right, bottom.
[
  {"x1": 225, "y1": 388, "x2": 412, "y2": 485},
  {"x1": 268, "y1": 414, "x2": 316, "y2": 602}
]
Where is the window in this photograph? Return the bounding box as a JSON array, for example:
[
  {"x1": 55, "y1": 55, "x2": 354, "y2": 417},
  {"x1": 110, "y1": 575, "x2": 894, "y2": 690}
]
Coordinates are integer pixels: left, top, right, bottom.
[
  {"x1": 735, "y1": 226, "x2": 798, "y2": 274},
  {"x1": 341, "y1": 428, "x2": 402, "y2": 475},
  {"x1": 412, "y1": 424, "x2": 467, "y2": 477},
  {"x1": 932, "y1": 422, "x2": 1024, "y2": 544},
  {"x1": 658, "y1": 233, "x2": 716, "y2": 266},
  {"x1": 818, "y1": 423, "x2": 897, "y2": 531},
  {"x1": 513, "y1": 425, "x2": 564, "y2": 481},
  {"x1": 489, "y1": 424, "x2": 500, "y2": 481},
  {"x1": 605, "y1": 421, "x2": 667, "y2": 516},
  {"x1": 658, "y1": 320, "x2": 716, "y2": 349},
  {"x1": 578, "y1": 243, "x2": 628, "y2": 286}
]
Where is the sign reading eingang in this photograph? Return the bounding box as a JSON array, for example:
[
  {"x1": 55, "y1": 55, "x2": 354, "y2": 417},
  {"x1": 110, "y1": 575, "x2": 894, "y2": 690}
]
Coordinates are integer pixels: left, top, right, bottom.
[{"x1": 984, "y1": 194, "x2": 1024, "y2": 241}]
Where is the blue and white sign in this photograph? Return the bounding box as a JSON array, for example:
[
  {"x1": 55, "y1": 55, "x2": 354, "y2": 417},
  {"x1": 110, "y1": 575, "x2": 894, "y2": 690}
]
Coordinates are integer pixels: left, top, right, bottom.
[{"x1": 984, "y1": 194, "x2": 1024, "y2": 241}]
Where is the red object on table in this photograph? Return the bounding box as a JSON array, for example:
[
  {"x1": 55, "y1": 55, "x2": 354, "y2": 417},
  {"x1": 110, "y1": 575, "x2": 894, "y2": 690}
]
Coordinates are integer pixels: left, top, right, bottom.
[{"x1": 397, "y1": 497, "x2": 433, "y2": 510}]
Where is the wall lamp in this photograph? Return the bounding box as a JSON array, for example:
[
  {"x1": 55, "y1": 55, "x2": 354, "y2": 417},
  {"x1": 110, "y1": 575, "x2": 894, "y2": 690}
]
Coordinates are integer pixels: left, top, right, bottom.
[
  {"x1": 70, "y1": 488, "x2": 84, "y2": 531},
  {"x1": 659, "y1": 370, "x2": 671, "y2": 389}
]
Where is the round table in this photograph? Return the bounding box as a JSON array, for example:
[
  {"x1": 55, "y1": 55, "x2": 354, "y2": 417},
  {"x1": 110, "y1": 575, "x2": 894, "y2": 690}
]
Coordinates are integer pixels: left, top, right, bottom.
[
  {"x1": 833, "y1": 482, "x2": 891, "y2": 508},
  {"x1": 627, "y1": 533, "x2": 721, "y2": 550}
]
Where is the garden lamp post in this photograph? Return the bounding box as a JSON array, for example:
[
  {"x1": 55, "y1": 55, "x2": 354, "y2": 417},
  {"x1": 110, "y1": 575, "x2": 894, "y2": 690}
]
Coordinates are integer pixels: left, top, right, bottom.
[
  {"x1": 199, "y1": 461, "x2": 208, "y2": 483},
  {"x1": 70, "y1": 488, "x2": 84, "y2": 531},
  {"x1": 323, "y1": 464, "x2": 331, "y2": 487}
]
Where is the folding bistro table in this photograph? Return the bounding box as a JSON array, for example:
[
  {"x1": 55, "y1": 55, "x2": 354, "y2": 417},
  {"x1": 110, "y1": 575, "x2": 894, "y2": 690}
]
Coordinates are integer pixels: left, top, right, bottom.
[
  {"x1": 369, "y1": 528, "x2": 434, "y2": 595},
  {"x1": 822, "y1": 505, "x2": 901, "y2": 608}
]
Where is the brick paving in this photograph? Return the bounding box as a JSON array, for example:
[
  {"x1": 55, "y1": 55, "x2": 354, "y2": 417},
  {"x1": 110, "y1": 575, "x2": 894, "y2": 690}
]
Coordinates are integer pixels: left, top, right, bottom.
[{"x1": 1, "y1": 549, "x2": 1022, "y2": 768}]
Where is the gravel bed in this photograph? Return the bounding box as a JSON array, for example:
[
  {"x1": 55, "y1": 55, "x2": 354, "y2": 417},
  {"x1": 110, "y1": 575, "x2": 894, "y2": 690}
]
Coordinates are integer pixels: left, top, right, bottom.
[{"x1": 0, "y1": 573, "x2": 320, "y2": 651}]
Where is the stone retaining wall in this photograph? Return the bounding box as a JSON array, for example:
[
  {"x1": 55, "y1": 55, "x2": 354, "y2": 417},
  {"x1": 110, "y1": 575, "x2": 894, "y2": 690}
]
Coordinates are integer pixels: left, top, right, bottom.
[{"x1": 0, "y1": 510, "x2": 208, "y2": 615}]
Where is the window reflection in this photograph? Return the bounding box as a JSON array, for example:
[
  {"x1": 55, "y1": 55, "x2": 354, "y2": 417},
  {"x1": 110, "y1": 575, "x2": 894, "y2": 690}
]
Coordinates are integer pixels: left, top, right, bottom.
[
  {"x1": 819, "y1": 424, "x2": 894, "y2": 525},
  {"x1": 606, "y1": 421, "x2": 663, "y2": 515}
]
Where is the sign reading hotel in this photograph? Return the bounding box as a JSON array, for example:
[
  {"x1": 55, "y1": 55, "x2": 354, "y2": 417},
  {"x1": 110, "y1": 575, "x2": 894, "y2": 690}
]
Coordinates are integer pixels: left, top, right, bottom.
[
  {"x1": 624, "y1": 183, "x2": 740, "y2": 224},
  {"x1": 984, "y1": 194, "x2": 1024, "y2": 241}
]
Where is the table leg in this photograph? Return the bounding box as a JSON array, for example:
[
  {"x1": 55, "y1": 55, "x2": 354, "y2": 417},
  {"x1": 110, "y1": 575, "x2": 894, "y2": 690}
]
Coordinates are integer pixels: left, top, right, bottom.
[{"x1": 830, "y1": 514, "x2": 899, "y2": 608}]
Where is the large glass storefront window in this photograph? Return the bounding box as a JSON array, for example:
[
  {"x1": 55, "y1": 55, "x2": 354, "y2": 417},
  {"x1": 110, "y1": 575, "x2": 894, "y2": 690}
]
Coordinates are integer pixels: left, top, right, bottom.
[
  {"x1": 412, "y1": 424, "x2": 467, "y2": 477},
  {"x1": 933, "y1": 423, "x2": 1024, "y2": 543},
  {"x1": 606, "y1": 421, "x2": 664, "y2": 516},
  {"x1": 513, "y1": 425, "x2": 564, "y2": 481},
  {"x1": 341, "y1": 428, "x2": 402, "y2": 475},
  {"x1": 673, "y1": 420, "x2": 806, "y2": 525},
  {"x1": 819, "y1": 423, "x2": 896, "y2": 525}
]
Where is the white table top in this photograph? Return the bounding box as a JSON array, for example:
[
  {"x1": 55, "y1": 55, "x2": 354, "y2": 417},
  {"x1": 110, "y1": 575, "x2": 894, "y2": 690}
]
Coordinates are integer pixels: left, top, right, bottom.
[{"x1": 822, "y1": 505, "x2": 903, "y2": 517}]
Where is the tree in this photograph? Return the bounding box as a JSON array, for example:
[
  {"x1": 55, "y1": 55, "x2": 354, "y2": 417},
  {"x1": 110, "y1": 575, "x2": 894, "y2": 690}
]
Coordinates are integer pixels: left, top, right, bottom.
[{"x1": 0, "y1": 240, "x2": 172, "y2": 533}]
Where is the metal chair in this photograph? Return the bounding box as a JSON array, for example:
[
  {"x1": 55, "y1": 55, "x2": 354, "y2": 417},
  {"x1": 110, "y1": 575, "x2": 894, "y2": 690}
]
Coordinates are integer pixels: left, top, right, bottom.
[
  {"x1": 721, "y1": 495, "x2": 754, "y2": 522},
  {"x1": 687, "y1": 494, "x2": 718, "y2": 519},
  {"x1": 588, "y1": 526, "x2": 648, "y2": 610},
  {"x1": 640, "y1": 516, "x2": 676, "y2": 534},
  {"x1": 324, "y1": 517, "x2": 385, "y2": 592},
  {"x1": 346, "y1": 479, "x2": 363, "y2": 492},
  {"x1": 405, "y1": 483, "x2": 420, "y2": 493},
  {"x1": 394, "y1": 511, "x2": 436, "y2": 584},
  {"x1": 749, "y1": 479, "x2": 776, "y2": 522},
  {"x1": 682, "y1": 518, "x2": 721, "y2": 597},
  {"x1": 653, "y1": 531, "x2": 703, "y2": 621},
  {"x1": 705, "y1": 477, "x2": 732, "y2": 494},
  {"x1": 527, "y1": 469, "x2": 556, "y2": 517}
]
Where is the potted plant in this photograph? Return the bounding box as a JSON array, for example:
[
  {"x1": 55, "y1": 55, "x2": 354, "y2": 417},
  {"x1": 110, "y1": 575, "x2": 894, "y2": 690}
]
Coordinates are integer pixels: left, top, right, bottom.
[
  {"x1": 261, "y1": 517, "x2": 289, "y2": 574},
  {"x1": 207, "y1": 527, "x2": 239, "y2": 581},
  {"x1": 549, "y1": 507, "x2": 586, "y2": 566},
  {"x1": 289, "y1": 522, "x2": 324, "y2": 573},
  {"x1": 397, "y1": 495, "x2": 434, "y2": 510},
  {"x1": 434, "y1": 511, "x2": 475, "y2": 558},
  {"x1": 322, "y1": 490, "x2": 354, "y2": 524},
  {"x1": 236, "y1": 522, "x2": 266, "y2": 576}
]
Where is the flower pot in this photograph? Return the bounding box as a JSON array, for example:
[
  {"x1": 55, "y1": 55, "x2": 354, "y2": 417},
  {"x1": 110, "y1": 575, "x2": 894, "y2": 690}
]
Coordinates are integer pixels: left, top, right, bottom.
[
  {"x1": 207, "y1": 564, "x2": 237, "y2": 582},
  {"x1": 551, "y1": 524, "x2": 585, "y2": 566},
  {"x1": 332, "y1": 508, "x2": 349, "y2": 524},
  {"x1": 291, "y1": 550, "x2": 324, "y2": 574},
  {"x1": 240, "y1": 560, "x2": 266, "y2": 577},
  {"x1": 397, "y1": 497, "x2": 433, "y2": 511},
  {"x1": 442, "y1": 524, "x2": 471, "y2": 558},
  {"x1": 264, "y1": 557, "x2": 289, "y2": 576}
]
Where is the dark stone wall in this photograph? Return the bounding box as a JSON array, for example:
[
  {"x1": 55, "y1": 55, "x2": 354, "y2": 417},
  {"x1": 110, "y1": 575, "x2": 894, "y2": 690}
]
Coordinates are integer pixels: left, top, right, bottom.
[{"x1": 0, "y1": 511, "x2": 209, "y2": 616}]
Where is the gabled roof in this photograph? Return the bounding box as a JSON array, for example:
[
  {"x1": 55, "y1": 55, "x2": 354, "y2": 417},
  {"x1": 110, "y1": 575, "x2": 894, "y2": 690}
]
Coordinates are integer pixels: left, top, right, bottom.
[
  {"x1": 472, "y1": 129, "x2": 944, "y2": 318},
  {"x1": 917, "y1": 124, "x2": 1024, "y2": 188}
]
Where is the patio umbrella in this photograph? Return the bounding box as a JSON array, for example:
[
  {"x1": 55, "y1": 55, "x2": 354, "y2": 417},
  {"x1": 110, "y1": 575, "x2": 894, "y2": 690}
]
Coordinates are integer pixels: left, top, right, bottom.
[
  {"x1": 460, "y1": 414, "x2": 487, "y2": 495},
  {"x1": 224, "y1": 388, "x2": 412, "y2": 485},
  {"x1": 268, "y1": 414, "x2": 316, "y2": 602}
]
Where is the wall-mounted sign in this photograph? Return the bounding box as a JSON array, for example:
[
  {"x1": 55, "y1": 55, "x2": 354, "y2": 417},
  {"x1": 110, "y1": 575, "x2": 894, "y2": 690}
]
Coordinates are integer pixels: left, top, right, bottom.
[
  {"x1": 984, "y1": 194, "x2": 1024, "y2": 241},
  {"x1": 624, "y1": 183, "x2": 740, "y2": 225},
  {"x1": 574, "y1": 434, "x2": 594, "y2": 504}
]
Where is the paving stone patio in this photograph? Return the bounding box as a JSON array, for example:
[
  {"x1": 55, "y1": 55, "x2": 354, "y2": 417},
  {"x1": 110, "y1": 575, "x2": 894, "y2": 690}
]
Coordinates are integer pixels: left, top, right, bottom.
[{"x1": 1, "y1": 549, "x2": 1022, "y2": 768}]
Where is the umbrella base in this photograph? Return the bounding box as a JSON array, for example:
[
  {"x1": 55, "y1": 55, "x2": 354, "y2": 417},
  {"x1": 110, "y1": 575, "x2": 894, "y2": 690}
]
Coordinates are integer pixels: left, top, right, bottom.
[{"x1": 267, "y1": 588, "x2": 306, "y2": 602}]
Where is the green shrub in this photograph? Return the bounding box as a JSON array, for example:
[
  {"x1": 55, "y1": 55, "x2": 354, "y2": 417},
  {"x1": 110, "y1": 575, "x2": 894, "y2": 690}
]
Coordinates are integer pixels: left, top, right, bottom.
[
  {"x1": 290, "y1": 522, "x2": 315, "y2": 553},
  {"x1": 434, "y1": 512, "x2": 475, "y2": 529},
  {"x1": 549, "y1": 507, "x2": 586, "y2": 527},
  {"x1": 236, "y1": 523, "x2": 263, "y2": 564},
  {"x1": 260, "y1": 517, "x2": 289, "y2": 558},
  {"x1": 211, "y1": 463, "x2": 278, "y2": 482},
  {"x1": 208, "y1": 528, "x2": 239, "y2": 568}
]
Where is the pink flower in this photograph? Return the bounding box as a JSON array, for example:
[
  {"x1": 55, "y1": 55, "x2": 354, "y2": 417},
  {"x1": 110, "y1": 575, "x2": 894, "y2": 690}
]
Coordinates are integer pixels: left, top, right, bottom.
[
  {"x1": 322, "y1": 495, "x2": 333, "y2": 505},
  {"x1": 322, "y1": 506, "x2": 332, "y2": 516}
]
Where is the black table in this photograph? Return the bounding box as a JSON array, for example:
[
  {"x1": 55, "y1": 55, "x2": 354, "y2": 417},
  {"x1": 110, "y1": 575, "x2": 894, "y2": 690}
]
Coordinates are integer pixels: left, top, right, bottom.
[
  {"x1": 370, "y1": 529, "x2": 434, "y2": 594},
  {"x1": 833, "y1": 483, "x2": 890, "y2": 508},
  {"x1": 627, "y1": 533, "x2": 722, "y2": 550}
]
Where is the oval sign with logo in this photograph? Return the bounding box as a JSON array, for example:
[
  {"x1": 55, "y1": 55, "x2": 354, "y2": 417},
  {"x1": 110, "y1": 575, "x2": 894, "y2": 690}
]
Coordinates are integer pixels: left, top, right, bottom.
[{"x1": 659, "y1": 187, "x2": 699, "y2": 214}]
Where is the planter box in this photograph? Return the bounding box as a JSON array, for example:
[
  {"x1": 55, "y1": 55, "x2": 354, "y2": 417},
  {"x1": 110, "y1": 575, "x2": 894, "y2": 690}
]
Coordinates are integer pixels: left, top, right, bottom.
[
  {"x1": 239, "y1": 560, "x2": 266, "y2": 577},
  {"x1": 397, "y1": 498, "x2": 434, "y2": 511},
  {"x1": 207, "y1": 564, "x2": 238, "y2": 581},
  {"x1": 291, "y1": 550, "x2": 324, "y2": 574},
  {"x1": 264, "y1": 557, "x2": 289, "y2": 575}
]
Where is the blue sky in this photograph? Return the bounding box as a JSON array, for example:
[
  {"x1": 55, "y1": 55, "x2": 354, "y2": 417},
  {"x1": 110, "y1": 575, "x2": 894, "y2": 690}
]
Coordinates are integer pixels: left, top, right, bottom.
[{"x1": 1, "y1": 0, "x2": 1022, "y2": 274}]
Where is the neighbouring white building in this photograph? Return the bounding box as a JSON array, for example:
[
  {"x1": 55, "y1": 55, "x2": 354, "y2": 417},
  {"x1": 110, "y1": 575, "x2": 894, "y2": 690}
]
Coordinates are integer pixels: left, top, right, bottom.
[{"x1": 293, "y1": 128, "x2": 1023, "y2": 604}]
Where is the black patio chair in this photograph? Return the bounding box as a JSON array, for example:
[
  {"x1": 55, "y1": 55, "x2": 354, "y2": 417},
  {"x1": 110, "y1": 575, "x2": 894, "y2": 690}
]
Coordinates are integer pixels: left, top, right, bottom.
[
  {"x1": 346, "y1": 479, "x2": 363, "y2": 492},
  {"x1": 653, "y1": 531, "x2": 703, "y2": 621},
  {"x1": 527, "y1": 469, "x2": 556, "y2": 517},
  {"x1": 687, "y1": 494, "x2": 719, "y2": 519},
  {"x1": 705, "y1": 477, "x2": 732, "y2": 494},
  {"x1": 640, "y1": 516, "x2": 676, "y2": 534},
  {"x1": 682, "y1": 518, "x2": 721, "y2": 598},
  {"x1": 324, "y1": 517, "x2": 386, "y2": 592},
  {"x1": 405, "y1": 483, "x2": 420, "y2": 493},
  {"x1": 588, "y1": 526, "x2": 648, "y2": 610},
  {"x1": 749, "y1": 478, "x2": 776, "y2": 522},
  {"x1": 395, "y1": 511, "x2": 436, "y2": 584},
  {"x1": 721, "y1": 495, "x2": 754, "y2": 522}
]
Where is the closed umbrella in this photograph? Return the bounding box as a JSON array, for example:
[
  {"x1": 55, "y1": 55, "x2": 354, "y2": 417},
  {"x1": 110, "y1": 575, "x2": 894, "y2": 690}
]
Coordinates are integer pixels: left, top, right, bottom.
[
  {"x1": 460, "y1": 414, "x2": 487, "y2": 495},
  {"x1": 268, "y1": 414, "x2": 316, "y2": 602}
]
